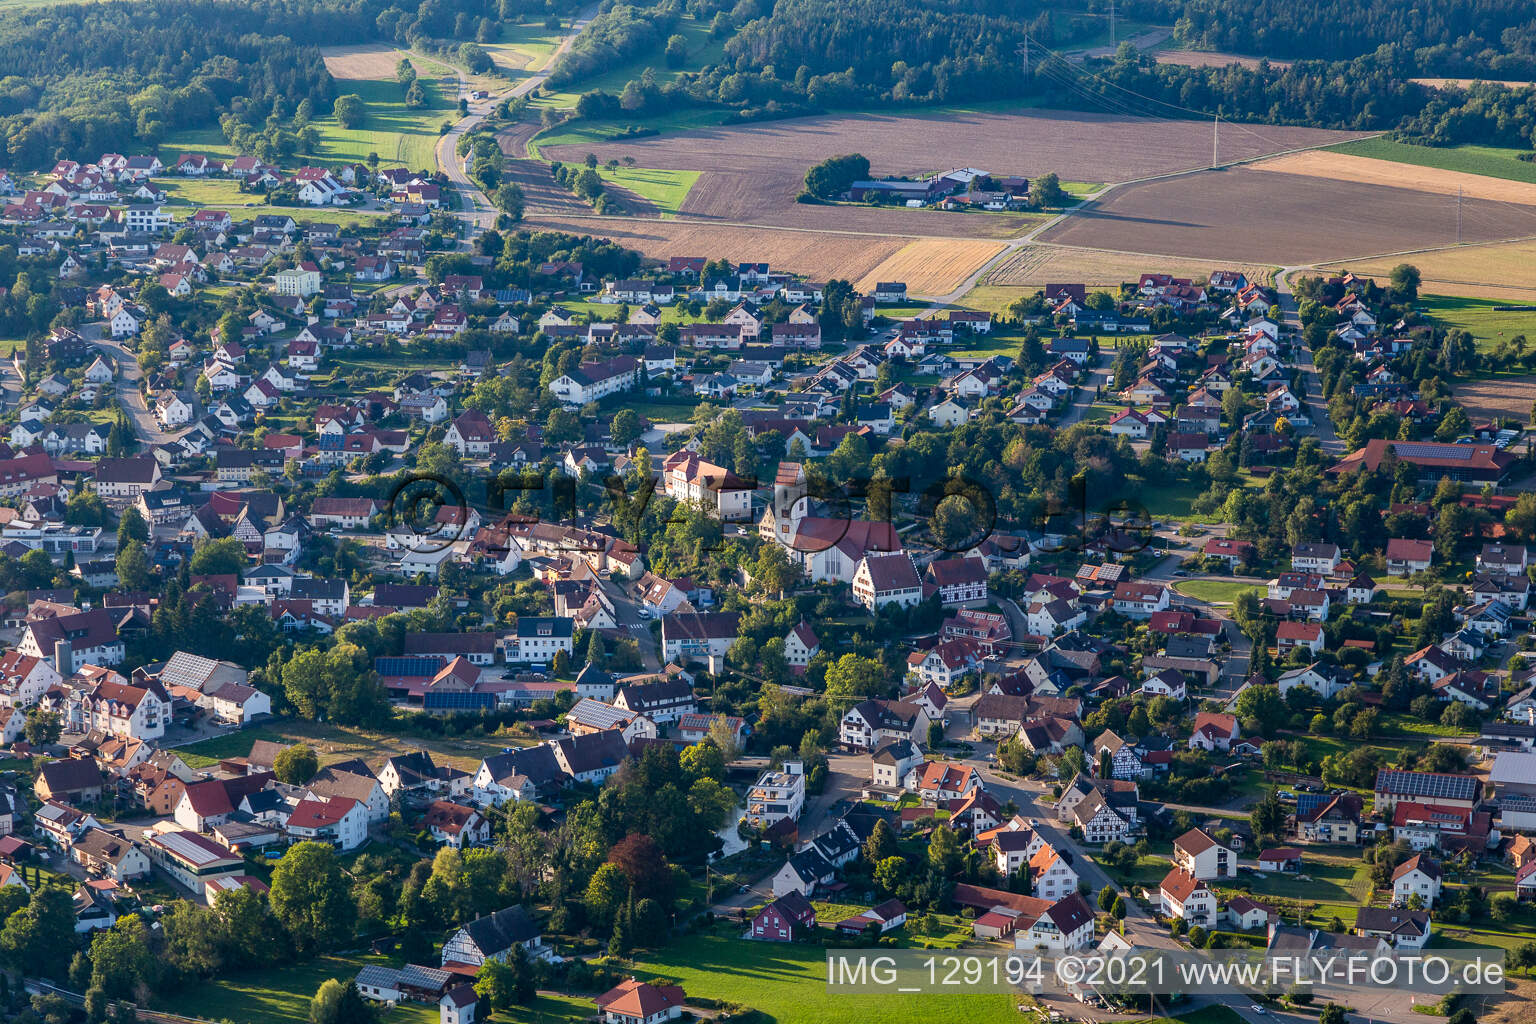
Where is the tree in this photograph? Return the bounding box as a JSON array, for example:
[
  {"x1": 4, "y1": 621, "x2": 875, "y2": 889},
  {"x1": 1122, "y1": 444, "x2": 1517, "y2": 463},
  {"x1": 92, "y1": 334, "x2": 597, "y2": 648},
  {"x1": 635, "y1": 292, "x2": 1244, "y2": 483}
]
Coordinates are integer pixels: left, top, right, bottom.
[
  {"x1": 309, "y1": 979, "x2": 376, "y2": 1024},
  {"x1": 873, "y1": 855, "x2": 906, "y2": 895},
  {"x1": 116, "y1": 506, "x2": 149, "y2": 546},
  {"x1": 1250, "y1": 791, "x2": 1285, "y2": 838},
  {"x1": 803, "y1": 154, "x2": 869, "y2": 199},
  {"x1": 189, "y1": 536, "x2": 248, "y2": 576},
  {"x1": 333, "y1": 94, "x2": 366, "y2": 128},
  {"x1": 1318, "y1": 1004, "x2": 1348, "y2": 1024},
  {"x1": 1111, "y1": 896, "x2": 1126, "y2": 920},
  {"x1": 115, "y1": 539, "x2": 150, "y2": 590},
  {"x1": 823, "y1": 653, "x2": 884, "y2": 709},
  {"x1": 273, "y1": 744, "x2": 319, "y2": 785},
  {"x1": 584, "y1": 863, "x2": 627, "y2": 925},
  {"x1": 1098, "y1": 886, "x2": 1116, "y2": 912},
  {"x1": 493, "y1": 182, "x2": 524, "y2": 221},
  {"x1": 1032, "y1": 172, "x2": 1067, "y2": 207},
  {"x1": 0, "y1": 888, "x2": 77, "y2": 979},
  {"x1": 864, "y1": 819, "x2": 899, "y2": 863},
  {"x1": 664, "y1": 33, "x2": 688, "y2": 67},
  {"x1": 1389, "y1": 263, "x2": 1421, "y2": 301},
  {"x1": 928, "y1": 823, "x2": 962, "y2": 875},
  {"x1": 23, "y1": 708, "x2": 61, "y2": 747},
  {"x1": 610, "y1": 408, "x2": 641, "y2": 447},
  {"x1": 1187, "y1": 925, "x2": 1208, "y2": 948},
  {"x1": 269, "y1": 842, "x2": 356, "y2": 953}
]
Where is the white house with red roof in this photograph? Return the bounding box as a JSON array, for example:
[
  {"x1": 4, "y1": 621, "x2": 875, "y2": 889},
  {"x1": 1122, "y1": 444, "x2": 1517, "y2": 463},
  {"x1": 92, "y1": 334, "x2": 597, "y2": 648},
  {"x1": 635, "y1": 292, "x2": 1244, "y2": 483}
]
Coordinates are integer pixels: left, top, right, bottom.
[
  {"x1": 286, "y1": 794, "x2": 367, "y2": 850},
  {"x1": 293, "y1": 167, "x2": 346, "y2": 205},
  {"x1": 1188, "y1": 712, "x2": 1240, "y2": 752}
]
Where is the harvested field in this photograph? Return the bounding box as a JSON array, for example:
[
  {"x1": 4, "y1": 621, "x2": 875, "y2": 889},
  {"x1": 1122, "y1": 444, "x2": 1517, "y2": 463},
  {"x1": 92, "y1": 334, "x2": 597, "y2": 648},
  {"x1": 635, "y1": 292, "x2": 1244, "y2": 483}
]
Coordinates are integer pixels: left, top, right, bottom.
[
  {"x1": 1412, "y1": 77, "x2": 1536, "y2": 91},
  {"x1": 852, "y1": 239, "x2": 1007, "y2": 298},
  {"x1": 1253, "y1": 150, "x2": 1536, "y2": 205},
  {"x1": 1157, "y1": 49, "x2": 1292, "y2": 71},
  {"x1": 1325, "y1": 238, "x2": 1536, "y2": 303},
  {"x1": 321, "y1": 44, "x2": 408, "y2": 80},
  {"x1": 539, "y1": 108, "x2": 1362, "y2": 236},
  {"x1": 1454, "y1": 378, "x2": 1536, "y2": 419},
  {"x1": 521, "y1": 213, "x2": 909, "y2": 281},
  {"x1": 986, "y1": 244, "x2": 1275, "y2": 288},
  {"x1": 1039, "y1": 167, "x2": 1536, "y2": 264}
]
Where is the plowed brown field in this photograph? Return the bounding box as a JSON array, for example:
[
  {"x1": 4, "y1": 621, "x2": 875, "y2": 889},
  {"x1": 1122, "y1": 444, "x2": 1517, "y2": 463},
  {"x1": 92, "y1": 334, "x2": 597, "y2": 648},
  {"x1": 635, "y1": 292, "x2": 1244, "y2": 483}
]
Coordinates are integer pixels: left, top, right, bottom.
[
  {"x1": 1038, "y1": 167, "x2": 1536, "y2": 264},
  {"x1": 541, "y1": 108, "x2": 1365, "y2": 236}
]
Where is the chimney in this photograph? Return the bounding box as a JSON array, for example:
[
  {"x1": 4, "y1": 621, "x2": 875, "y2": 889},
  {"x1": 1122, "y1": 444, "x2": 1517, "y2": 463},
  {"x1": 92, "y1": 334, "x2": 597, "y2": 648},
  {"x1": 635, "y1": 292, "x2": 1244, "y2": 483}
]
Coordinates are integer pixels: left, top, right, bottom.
[{"x1": 54, "y1": 639, "x2": 72, "y2": 677}]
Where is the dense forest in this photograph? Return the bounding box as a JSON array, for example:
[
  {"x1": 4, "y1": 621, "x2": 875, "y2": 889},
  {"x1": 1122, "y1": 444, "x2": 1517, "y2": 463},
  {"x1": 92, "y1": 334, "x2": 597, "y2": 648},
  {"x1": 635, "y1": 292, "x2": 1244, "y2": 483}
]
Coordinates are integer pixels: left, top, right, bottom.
[
  {"x1": 1168, "y1": 0, "x2": 1536, "y2": 68},
  {"x1": 0, "y1": 0, "x2": 501, "y2": 168},
  {"x1": 578, "y1": 0, "x2": 1536, "y2": 150}
]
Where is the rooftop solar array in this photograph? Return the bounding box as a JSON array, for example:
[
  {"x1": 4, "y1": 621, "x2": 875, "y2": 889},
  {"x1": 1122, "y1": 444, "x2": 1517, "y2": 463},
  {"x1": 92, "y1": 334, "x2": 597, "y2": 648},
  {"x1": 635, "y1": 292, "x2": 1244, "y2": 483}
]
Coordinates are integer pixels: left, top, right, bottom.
[
  {"x1": 1374, "y1": 769, "x2": 1479, "y2": 801},
  {"x1": 1390, "y1": 443, "x2": 1473, "y2": 461}
]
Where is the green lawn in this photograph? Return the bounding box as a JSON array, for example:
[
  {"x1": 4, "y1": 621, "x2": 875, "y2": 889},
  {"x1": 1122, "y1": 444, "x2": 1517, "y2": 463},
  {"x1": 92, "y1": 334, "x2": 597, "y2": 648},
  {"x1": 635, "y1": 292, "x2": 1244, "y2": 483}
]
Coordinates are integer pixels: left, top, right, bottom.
[
  {"x1": 165, "y1": 74, "x2": 454, "y2": 173},
  {"x1": 172, "y1": 718, "x2": 532, "y2": 773},
  {"x1": 1419, "y1": 294, "x2": 1536, "y2": 352},
  {"x1": 484, "y1": 20, "x2": 564, "y2": 75},
  {"x1": 595, "y1": 166, "x2": 700, "y2": 216},
  {"x1": 951, "y1": 334, "x2": 1024, "y2": 360},
  {"x1": 152, "y1": 177, "x2": 388, "y2": 227},
  {"x1": 623, "y1": 933, "x2": 1029, "y2": 1024},
  {"x1": 1137, "y1": 479, "x2": 1215, "y2": 520},
  {"x1": 1327, "y1": 137, "x2": 1536, "y2": 184},
  {"x1": 1172, "y1": 579, "x2": 1261, "y2": 604},
  {"x1": 159, "y1": 954, "x2": 440, "y2": 1024}
]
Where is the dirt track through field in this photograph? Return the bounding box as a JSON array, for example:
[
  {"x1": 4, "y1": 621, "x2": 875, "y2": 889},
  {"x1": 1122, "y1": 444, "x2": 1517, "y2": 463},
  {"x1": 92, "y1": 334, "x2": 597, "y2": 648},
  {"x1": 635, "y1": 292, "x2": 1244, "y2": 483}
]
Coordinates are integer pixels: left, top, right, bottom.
[{"x1": 1039, "y1": 166, "x2": 1536, "y2": 264}]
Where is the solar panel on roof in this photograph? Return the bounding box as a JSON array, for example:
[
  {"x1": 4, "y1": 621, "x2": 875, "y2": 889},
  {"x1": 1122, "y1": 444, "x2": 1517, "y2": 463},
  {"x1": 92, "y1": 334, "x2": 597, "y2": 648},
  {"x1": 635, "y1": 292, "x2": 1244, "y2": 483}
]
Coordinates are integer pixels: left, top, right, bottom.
[
  {"x1": 1391, "y1": 443, "x2": 1473, "y2": 460},
  {"x1": 375, "y1": 655, "x2": 445, "y2": 677},
  {"x1": 1296, "y1": 793, "x2": 1328, "y2": 817},
  {"x1": 1375, "y1": 769, "x2": 1478, "y2": 801}
]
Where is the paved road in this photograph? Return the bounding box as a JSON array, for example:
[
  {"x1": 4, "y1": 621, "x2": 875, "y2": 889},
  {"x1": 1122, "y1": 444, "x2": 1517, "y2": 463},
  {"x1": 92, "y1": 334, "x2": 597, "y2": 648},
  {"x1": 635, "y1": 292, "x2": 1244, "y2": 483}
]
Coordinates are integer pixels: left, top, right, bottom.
[
  {"x1": 94, "y1": 332, "x2": 184, "y2": 446},
  {"x1": 1274, "y1": 267, "x2": 1343, "y2": 455},
  {"x1": 1059, "y1": 350, "x2": 1113, "y2": 427},
  {"x1": 434, "y1": 5, "x2": 600, "y2": 237}
]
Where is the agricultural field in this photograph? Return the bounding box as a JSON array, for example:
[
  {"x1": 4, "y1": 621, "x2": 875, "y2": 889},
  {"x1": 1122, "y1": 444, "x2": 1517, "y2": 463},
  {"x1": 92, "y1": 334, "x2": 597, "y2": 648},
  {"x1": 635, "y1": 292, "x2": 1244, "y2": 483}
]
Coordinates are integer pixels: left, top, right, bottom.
[
  {"x1": 1155, "y1": 48, "x2": 1293, "y2": 71},
  {"x1": 852, "y1": 238, "x2": 1008, "y2": 298},
  {"x1": 1423, "y1": 294, "x2": 1536, "y2": 348},
  {"x1": 593, "y1": 166, "x2": 700, "y2": 217},
  {"x1": 1040, "y1": 166, "x2": 1536, "y2": 264},
  {"x1": 1328, "y1": 239, "x2": 1536, "y2": 302},
  {"x1": 1411, "y1": 78, "x2": 1536, "y2": 92},
  {"x1": 1253, "y1": 149, "x2": 1536, "y2": 202},
  {"x1": 539, "y1": 108, "x2": 1364, "y2": 239},
  {"x1": 1325, "y1": 136, "x2": 1536, "y2": 184},
  {"x1": 518, "y1": 211, "x2": 910, "y2": 282},
  {"x1": 166, "y1": 63, "x2": 454, "y2": 171},
  {"x1": 1454, "y1": 377, "x2": 1536, "y2": 420},
  {"x1": 483, "y1": 20, "x2": 563, "y2": 75},
  {"x1": 985, "y1": 244, "x2": 1276, "y2": 289}
]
